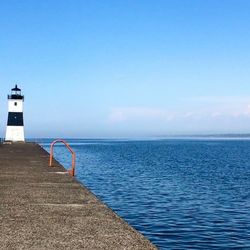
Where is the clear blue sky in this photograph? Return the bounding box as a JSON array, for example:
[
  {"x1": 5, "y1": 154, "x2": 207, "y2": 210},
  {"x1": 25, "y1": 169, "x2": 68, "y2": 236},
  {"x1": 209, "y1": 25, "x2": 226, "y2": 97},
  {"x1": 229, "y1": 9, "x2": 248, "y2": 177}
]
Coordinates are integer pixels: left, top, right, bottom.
[{"x1": 1, "y1": 0, "x2": 250, "y2": 138}]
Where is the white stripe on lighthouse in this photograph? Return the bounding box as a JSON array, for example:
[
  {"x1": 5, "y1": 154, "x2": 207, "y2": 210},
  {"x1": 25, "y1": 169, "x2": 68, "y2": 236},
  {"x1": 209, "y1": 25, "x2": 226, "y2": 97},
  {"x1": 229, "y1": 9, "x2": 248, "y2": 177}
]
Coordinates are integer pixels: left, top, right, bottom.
[
  {"x1": 8, "y1": 99, "x2": 23, "y2": 112},
  {"x1": 5, "y1": 126, "x2": 25, "y2": 142}
]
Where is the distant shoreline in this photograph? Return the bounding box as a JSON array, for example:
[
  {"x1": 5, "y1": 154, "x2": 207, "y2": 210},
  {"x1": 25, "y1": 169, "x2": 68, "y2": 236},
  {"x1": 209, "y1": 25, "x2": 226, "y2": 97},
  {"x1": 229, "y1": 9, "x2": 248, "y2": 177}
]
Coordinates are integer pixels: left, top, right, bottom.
[{"x1": 26, "y1": 134, "x2": 250, "y2": 142}]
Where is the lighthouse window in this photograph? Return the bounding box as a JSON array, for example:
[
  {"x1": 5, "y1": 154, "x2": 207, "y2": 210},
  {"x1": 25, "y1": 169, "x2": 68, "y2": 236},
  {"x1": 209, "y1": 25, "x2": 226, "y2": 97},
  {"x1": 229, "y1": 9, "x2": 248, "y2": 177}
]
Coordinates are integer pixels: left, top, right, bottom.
[{"x1": 14, "y1": 102, "x2": 17, "y2": 106}]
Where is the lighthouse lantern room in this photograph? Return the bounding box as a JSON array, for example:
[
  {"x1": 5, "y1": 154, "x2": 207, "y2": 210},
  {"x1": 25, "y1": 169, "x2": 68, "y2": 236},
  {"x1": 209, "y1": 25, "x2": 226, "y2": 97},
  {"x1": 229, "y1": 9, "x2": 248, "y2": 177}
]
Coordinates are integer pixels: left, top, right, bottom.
[{"x1": 5, "y1": 85, "x2": 25, "y2": 142}]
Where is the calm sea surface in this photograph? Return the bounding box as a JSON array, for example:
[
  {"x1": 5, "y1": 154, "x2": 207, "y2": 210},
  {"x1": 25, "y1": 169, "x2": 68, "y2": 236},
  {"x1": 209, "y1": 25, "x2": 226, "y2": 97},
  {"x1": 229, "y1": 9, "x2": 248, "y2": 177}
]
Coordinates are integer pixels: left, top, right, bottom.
[{"x1": 39, "y1": 139, "x2": 250, "y2": 249}]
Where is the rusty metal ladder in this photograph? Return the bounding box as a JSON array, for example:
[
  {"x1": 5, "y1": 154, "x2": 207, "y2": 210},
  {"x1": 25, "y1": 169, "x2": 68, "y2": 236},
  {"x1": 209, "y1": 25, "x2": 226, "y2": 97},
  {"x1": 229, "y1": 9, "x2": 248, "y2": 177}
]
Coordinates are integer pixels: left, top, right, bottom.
[{"x1": 49, "y1": 139, "x2": 76, "y2": 176}]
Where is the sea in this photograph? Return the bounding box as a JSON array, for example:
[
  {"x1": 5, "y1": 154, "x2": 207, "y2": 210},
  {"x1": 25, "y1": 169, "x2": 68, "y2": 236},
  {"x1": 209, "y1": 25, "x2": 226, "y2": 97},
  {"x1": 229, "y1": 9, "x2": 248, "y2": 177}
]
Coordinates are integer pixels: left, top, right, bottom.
[{"x1": 37, "y1": 138, "x2": 250, "y2": 249}]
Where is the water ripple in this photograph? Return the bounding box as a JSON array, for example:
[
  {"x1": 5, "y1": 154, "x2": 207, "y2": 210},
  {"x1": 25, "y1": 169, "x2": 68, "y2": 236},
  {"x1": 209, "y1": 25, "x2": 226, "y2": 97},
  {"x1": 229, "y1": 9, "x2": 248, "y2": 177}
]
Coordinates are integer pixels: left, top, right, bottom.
[{"x1": 41, "y1": 139, "x2": 250, "y2": 249}]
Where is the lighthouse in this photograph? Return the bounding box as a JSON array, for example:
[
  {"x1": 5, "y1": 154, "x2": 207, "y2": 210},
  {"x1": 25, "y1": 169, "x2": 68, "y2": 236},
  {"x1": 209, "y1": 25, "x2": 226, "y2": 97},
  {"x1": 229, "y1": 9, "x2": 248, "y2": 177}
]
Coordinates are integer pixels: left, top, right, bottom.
[{"x1": 5, "y1": 85, "x2": 25, "y2": 142}]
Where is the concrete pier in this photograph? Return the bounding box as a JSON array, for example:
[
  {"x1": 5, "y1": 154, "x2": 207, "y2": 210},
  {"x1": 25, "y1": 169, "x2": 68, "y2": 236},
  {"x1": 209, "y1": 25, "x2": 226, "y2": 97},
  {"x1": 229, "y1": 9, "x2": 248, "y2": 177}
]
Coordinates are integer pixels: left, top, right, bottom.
[{"x1": 0, "y1": 143, "x2": 156, "y2": 249}]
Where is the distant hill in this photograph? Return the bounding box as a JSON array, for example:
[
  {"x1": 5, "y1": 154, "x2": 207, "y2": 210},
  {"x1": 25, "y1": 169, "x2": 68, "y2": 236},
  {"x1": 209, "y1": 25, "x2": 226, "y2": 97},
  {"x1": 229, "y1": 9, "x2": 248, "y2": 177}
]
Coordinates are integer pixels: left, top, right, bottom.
[{"x1": 158, "y1": 134, "x2": 250, "y2": 139}]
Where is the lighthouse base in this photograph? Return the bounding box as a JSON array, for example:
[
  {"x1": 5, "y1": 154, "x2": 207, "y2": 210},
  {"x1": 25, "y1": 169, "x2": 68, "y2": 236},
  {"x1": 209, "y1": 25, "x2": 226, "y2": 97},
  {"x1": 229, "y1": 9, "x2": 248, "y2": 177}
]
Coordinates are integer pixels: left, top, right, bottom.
[{"x1": 5, "y1": 126, "x2": 25, "y2": 142}]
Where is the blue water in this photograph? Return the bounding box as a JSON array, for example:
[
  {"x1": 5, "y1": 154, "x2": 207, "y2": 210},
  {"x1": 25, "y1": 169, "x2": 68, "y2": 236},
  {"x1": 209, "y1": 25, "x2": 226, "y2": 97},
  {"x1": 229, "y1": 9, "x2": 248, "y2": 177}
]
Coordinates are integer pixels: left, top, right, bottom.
[{"x1": 39, "y1": 139, "x2": 250, "y2": 249}]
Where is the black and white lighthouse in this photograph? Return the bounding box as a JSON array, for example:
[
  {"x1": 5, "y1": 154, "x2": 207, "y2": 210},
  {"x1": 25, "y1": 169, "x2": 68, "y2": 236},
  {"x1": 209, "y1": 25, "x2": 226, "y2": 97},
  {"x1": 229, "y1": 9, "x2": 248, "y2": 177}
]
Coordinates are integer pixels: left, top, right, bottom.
[{"x1": 5, "y1": 85, "x2": 25, "y2": 142}]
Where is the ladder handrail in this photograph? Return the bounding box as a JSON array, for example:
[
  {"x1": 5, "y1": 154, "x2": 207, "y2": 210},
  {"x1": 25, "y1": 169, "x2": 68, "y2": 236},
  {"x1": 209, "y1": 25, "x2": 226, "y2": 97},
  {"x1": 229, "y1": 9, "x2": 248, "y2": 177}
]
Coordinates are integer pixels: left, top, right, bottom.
[{"x1": 49, "y1": 139, "x2": 76, "y2": 176}]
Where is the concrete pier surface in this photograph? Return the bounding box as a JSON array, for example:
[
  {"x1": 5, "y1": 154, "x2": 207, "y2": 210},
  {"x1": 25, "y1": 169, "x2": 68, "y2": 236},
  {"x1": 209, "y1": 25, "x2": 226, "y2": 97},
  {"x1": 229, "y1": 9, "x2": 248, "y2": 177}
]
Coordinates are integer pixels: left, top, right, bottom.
[{"x1": 0, "y1": 143, "x2": 156, "y2": 250}]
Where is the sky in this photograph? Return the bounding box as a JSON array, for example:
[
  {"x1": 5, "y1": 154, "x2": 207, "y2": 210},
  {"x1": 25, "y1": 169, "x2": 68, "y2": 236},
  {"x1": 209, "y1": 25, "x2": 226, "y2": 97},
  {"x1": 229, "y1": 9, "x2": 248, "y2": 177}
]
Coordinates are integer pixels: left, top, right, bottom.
[{"x1": 1, "y1": 0, "x2": 250, "y2": 138}]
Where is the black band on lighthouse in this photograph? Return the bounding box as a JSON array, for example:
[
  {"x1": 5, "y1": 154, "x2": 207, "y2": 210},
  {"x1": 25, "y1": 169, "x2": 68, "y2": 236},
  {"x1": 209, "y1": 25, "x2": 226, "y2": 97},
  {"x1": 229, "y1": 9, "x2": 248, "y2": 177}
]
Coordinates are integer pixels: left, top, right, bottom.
[{"x1": 7, "y1": 112, "x2": 24, "y2": 126}]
